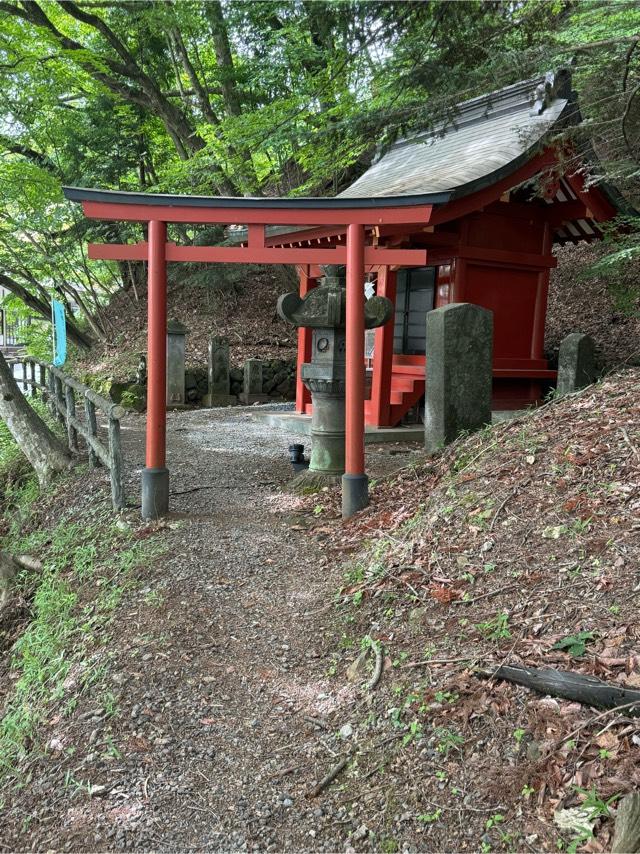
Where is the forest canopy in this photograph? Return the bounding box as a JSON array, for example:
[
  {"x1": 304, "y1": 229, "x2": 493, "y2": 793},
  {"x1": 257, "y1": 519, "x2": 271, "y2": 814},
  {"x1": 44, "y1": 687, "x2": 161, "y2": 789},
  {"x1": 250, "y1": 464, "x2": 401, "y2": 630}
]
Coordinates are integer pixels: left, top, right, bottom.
[{"x1": 0, "y1": 0, "x2": 639, "y2": 344}]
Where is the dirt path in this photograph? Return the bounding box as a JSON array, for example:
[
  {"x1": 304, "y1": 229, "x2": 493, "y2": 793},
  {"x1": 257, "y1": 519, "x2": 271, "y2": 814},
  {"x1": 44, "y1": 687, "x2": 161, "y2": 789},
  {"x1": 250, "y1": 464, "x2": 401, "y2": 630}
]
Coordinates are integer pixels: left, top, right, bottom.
[
  {"x1": 2, "y1": 407, "x2": 411, "y2": 852},
  {"x1": 115, "y1": 408, "x2": 348, "y2": 850}
]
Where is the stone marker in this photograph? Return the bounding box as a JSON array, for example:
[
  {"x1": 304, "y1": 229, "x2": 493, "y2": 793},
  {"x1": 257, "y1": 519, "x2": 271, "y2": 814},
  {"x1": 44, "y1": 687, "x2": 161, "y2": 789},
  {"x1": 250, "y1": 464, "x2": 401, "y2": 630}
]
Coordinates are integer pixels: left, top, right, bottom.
[
  {"x1": 166, "y1": 319, "x2": 189, "y2": 407},
  {"x1": 203, "y1": 335, "x2": 236, "y2": 407},
  {"x1": 239, "y1": 359, "x2": 269, "y2": 404},
  {"x1": 424, "y1": 302, "x2": 493, "y2": 454},
  {"x1": 556, "y1": 332, "x2": 596, "y2": 396}
]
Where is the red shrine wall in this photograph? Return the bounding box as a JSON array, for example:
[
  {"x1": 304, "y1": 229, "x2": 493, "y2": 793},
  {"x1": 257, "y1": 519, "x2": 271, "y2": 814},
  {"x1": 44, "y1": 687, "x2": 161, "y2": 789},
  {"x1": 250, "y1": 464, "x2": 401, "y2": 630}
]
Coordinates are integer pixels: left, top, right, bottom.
[{"x1": 463, "y1": 264, "x2": 539, "y2": 360}]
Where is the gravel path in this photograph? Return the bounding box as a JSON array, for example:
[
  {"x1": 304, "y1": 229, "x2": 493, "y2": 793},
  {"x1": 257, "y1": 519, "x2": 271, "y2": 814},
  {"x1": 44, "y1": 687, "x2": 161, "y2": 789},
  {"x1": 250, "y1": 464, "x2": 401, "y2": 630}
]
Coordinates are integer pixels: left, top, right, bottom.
[{"x1": 106, "y1": 407, "x2": 349, "y2": 850}]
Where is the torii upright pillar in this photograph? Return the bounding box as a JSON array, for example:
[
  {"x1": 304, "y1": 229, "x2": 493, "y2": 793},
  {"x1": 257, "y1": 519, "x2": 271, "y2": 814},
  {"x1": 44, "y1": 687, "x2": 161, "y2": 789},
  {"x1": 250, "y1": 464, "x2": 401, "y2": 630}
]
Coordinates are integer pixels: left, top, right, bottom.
[
  {"x1": 141, "y1": 219, "x2": 169, "y2": 518},
  {"x1": 342, "y1": 222, "x2": 368, "y2": 518}
]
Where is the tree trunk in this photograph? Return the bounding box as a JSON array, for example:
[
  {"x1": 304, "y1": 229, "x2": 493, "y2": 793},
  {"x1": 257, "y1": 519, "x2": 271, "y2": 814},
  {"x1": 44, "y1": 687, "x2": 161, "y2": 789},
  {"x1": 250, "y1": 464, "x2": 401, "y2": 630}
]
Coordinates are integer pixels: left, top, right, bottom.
[
  {"x1": 0, "y1": 352, "x2": 71, "y2": 486},
  {"x1": 0, "y1": 274, "x2": 93, "y2": 350}
]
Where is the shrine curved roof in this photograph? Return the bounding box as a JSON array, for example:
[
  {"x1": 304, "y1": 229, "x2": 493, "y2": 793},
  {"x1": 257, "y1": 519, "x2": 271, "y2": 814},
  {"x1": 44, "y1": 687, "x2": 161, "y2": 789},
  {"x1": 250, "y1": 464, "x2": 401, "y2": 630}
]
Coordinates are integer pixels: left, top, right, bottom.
[
  {"x1": 62, "y1": 186, "x2": 451, "y2": 208},
  {"x1": 338, "y1": 71, "x2": 573, "y2": 201}
]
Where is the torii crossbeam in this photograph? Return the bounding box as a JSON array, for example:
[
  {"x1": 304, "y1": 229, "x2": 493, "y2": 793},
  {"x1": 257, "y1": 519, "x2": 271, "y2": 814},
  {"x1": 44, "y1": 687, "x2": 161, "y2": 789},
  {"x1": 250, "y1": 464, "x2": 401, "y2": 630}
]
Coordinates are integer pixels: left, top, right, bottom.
[{"x1": 64, "y1": 187, "x2": 447, "y2": 518}]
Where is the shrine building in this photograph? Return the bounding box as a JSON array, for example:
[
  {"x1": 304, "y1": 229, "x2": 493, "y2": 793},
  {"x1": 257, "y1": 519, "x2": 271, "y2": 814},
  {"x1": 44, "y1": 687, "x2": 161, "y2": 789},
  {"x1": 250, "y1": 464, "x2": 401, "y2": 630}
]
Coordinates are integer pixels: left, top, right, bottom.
[{"x1": 260, "y1": 68, "x2": 624, "y2": 426}]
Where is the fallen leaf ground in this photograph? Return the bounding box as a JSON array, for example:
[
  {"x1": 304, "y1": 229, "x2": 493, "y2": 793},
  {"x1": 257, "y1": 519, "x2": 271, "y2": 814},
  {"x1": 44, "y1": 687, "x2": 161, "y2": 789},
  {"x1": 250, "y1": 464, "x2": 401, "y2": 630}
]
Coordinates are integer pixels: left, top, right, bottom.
[
  {"x1": 0, "y1": 370, "x2": 638, "y2": 852},
  {"x1": 298, "y1": 368, "x2": 640, "y2": 852}
]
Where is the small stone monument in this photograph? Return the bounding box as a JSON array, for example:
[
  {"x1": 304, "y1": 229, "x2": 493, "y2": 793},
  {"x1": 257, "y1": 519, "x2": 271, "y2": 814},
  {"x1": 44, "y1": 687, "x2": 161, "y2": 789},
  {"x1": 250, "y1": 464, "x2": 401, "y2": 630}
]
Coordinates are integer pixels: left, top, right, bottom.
[
  {"x1": 424, "y1": 303, "x2": 493, "y2": 454},
  {"x1": 239, "y1": 359, "x2": 269, "y2": 404},
  {"x1": 556, "y1": 332, "x2": 596, "y2": 396},
  {"x1": 204, "y1": 335, "x2": 236, "y2": 407},
  {"x1": 166, "y1": 319, "x2": 189, "y2": 407},
  {"x1": 136, "y1": 353, "x2": 147, "y2": 386},
  {"x1": 277, "y1": 266, "x2": 393, "y2": 489}
]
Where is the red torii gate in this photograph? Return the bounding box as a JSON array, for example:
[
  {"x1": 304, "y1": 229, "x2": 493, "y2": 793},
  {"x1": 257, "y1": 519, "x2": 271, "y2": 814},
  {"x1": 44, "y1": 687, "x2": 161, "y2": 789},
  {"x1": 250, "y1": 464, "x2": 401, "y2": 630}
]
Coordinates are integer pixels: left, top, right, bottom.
[{"x1": 64, "y1": 187, "x2": 448, "y2": 518}]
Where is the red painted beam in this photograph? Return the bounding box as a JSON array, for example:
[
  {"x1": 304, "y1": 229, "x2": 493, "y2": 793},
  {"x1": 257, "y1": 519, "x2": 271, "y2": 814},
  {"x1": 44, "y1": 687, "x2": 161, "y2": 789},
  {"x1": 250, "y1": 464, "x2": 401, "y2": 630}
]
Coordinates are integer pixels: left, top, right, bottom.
[
  {"x1": 345, "y1": 223, "x2": 366, "y2": 480},
  {"x1": 82, "y1": 200, "x2": 433, "y2": 226},
  {"x1": 369, "y1": 267, "x2": 397, "y2": 427},
  {"x1": 146, "y1": 221, "x2": 167, "y2": 470},
  {"x1": 248, "y1": 224, "x2": 265, "y2": 248},
  {"x1": 295, "y1": 267, "x2": 316, "y2": 414},
  {"x1": 88, "y1": 242, "x2": 428, "y2": 267},
  {"x1": 563, "y1": 174, "x2": 617, "y2": 222},
  {"x1": 89, "y1": 242, "x2": 148, "y2": 260},
  {"x1": 546, "y1": 199, "x2": 590, "y2": 226}
]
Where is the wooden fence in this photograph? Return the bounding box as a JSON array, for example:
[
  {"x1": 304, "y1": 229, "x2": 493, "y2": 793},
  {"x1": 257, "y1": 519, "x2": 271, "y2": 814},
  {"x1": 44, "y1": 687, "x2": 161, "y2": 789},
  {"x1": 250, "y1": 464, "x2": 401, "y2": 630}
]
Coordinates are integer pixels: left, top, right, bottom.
[{"x1": 8, "y1": 358, "x2": 126, "y2": 510}]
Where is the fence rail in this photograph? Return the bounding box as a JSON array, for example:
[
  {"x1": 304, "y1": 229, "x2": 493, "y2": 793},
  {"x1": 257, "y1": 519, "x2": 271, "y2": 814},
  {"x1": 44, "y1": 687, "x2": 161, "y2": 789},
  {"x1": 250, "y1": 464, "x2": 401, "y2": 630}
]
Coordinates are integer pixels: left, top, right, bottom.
[{"x1": 8, "y1": 358, "x2": 126, "y2": 510}]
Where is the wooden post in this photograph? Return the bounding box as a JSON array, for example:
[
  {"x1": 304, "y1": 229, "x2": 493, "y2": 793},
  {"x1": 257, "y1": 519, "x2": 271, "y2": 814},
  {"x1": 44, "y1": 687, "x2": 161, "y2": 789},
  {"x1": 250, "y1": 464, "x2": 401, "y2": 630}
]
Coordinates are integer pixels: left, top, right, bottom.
[
  {"x1": 39, "y1": 363, "x2": 46, "y2": 399},
  {"x1": 342, "y1": 223, "x2": 368, "y2": 519},
  {"x1": 21, "y1": 360, "x2": 28, "y2": 394},
  {"x1": 29, "y1": 361, "x2": 37, "y2": 398},
  {"x1": 295, "y1": 266, "x2": 316, "y2": 414},
  {"x1": 47, "y1": 368, "x2": 56, "y2": 417},
  {"x1": 141, "y1": 219, "x2": 169, "y2": 518},
  {"x1": 109, "y1": 416, "x2": 125, "y2": 510},
  {"x1": 84, "y1": 396, "x2": 99, "y2": 467},
  {"x1": 65, "y1": 384, "x2": 78, "y2": 451},
  {"x1": 55, "y1": 375, "x2": 65, "y2": 424},
  {"x1": 369, "y1": 266, "x2": 397, "y2": 427},
  {"x1": 531, "y1": 222, "x2": 552, "y2": 360}
]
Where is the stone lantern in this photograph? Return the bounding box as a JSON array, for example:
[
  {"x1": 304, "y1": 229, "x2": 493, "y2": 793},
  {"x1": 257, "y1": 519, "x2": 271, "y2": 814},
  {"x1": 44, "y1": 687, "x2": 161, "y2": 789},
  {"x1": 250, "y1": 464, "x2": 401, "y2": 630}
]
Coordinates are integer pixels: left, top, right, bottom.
[{"x1": 277, "y1": 266, "x2": 393, "y2": 488}]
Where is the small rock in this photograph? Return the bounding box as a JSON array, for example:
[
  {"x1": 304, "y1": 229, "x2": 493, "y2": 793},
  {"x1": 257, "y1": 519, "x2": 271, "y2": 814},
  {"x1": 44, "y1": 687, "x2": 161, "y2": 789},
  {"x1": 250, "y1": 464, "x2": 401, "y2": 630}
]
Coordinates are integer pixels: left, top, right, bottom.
[
  {"x1": 353, "y1": 824, "x2": 368, "y2": 841},
  {"x1": 339, "y1": 723, "x2": 354, "y2": 739},
  {"x1": 282, "y1": 798, "x2": 293, "y2": 808},
  {"x1": 346, "y1": 652, "x2": 368, "y2": 683},
  {"x1": 89, "y1": 784, "x2": 108, "y2": 796},
  {"x1": 526, "y1": 740, "x2": 541, "y2": 761}
]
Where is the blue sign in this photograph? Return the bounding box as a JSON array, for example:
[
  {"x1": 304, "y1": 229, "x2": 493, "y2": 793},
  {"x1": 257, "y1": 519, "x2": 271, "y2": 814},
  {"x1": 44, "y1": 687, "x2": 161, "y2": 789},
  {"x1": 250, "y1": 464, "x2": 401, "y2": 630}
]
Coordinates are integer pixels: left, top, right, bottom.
[{"x1": 52, "y1": 299, "x2": 67, "y2": 367}]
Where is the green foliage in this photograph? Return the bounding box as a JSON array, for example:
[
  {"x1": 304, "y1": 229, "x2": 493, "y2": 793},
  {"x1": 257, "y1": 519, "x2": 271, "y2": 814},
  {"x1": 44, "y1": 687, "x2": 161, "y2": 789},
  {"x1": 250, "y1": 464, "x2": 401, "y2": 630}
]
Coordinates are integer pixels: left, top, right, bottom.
[
  {"x1": 434, "y1": 726, "x2": 464, "y2": 757},
  {"x1": 0, "y1": 508, "x2": 162, "y2": 775},
  {"x1": 476, "y1": 610, "x2": 512, "y2": 641},
  {"x1": 0, "y1": 396, "x2": 61, "y2": 516},
  {"x1": 0, "y1": 0, "x2": 637, "y2": 331},
  {"x1": 552, "y1": 631, "x2": 595, "y2": 657}
]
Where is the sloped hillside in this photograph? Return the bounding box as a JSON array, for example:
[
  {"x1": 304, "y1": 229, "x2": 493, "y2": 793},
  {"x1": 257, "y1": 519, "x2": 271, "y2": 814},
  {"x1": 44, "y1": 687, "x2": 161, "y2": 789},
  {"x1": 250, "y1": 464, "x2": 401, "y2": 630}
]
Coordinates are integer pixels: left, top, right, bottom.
[
  {"x1": 73, "y1": 266, "x2": 297, "y2": 383},
  {"x1": 297, "y1": 369, "x2": 640, "y2": 852},
  {"x1": 546, "y1": 244, "x2": 640, "y2": 369}
]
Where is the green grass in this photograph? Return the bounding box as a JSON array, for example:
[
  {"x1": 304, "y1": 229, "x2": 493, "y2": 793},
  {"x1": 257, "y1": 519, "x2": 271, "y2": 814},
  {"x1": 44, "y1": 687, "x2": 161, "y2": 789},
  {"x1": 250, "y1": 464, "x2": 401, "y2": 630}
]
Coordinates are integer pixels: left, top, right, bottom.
[
  {"x1": 0, "y1": 505, "x2": 162, "y2": 776},
  {"x1": 0, "y1": 396, "x2": 65, "y2": 523}
]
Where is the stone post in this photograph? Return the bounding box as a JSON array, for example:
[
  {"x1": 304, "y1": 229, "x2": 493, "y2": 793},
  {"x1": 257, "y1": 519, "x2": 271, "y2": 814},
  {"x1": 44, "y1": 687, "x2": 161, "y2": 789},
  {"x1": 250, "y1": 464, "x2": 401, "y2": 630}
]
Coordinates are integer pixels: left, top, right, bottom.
[
  {"x1": 424, "y1": 303, "x2": 493, "y2": 454},
  {"x1": 204, "y1": 335, "x2": 236, "y2": 406},
  {"x1": 166, "y1": 319, "x2": 189, "y2": 407},
  {"x1": 556, "y1": 333, "x2": 596, "y2": 396},
  {"x1": 239, "y1": 359, "x2": 269, "y2": 405}
]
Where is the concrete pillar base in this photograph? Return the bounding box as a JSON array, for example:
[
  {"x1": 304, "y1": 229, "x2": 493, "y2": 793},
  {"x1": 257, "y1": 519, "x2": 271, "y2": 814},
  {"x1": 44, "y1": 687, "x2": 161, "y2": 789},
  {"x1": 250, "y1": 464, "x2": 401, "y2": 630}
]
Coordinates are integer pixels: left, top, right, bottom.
[
  {"x1": 342, "y1": 473, "x2": 369, "y2": 519},
  {"x1": 141, "y1": 466, "x2": 169, "y2": 519}
]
